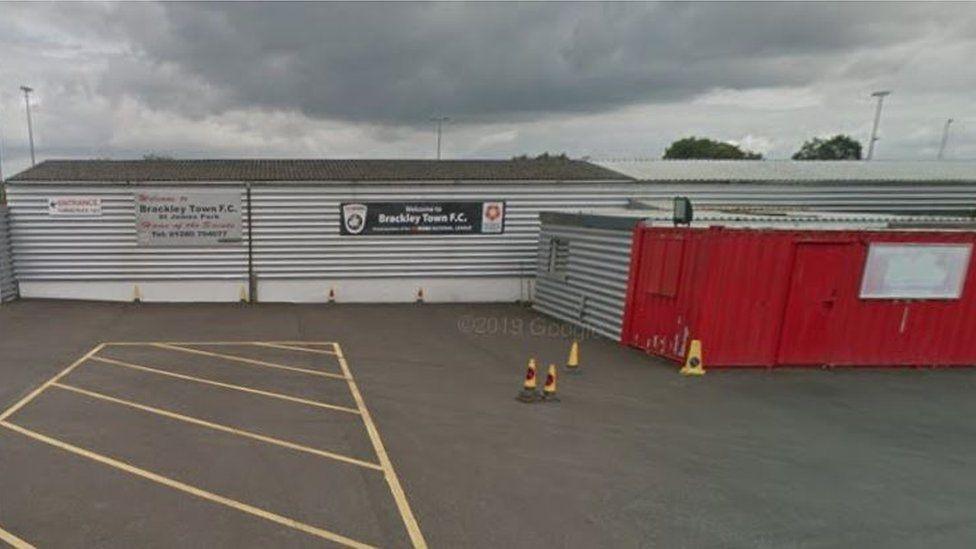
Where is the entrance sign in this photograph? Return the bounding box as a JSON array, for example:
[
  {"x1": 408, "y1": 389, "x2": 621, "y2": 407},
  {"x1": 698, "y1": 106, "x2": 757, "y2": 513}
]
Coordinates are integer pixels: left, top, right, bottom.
[
  {"x1": 135, "y1": 190, "x2": 242, "y2": 247},
  {"x1": 48, "y1": 197, "x2": 102, "y2": 217},
  {"x1": 340, "y1": 201, "x2": 505, "y2": 236},
  {"x1": 860, "y1": 243, "x2": 971, "y2": 299}
]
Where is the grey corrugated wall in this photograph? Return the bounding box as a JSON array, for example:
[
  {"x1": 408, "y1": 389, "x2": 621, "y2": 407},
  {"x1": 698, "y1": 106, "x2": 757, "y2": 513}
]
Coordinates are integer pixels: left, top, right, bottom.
[
  {"x1": 4, "y1": 179, "x2": 975, "y2": 297},
  {"x1": 533, "y1": 220, "x2": 634, "y2": 340},
  {"x1": 5, "y1": 185, "x2": 249, "y2": 282},
  {"x1": 0, "y1": 205, "x2": 18, "y2": 302},
  {"x1": 5, "y1": 181, "x2": 631, "y2": 285},
  {"x1": 626, "y1": 182, "x2": 976, "y2": 215},
  {"x1": 249, "y1": 183, "x2": 634, "y2": 280}
]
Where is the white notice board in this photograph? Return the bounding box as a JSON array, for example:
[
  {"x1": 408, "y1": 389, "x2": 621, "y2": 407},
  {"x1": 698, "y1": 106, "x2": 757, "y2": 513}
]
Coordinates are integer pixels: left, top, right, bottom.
[
  {"x1": 860, "y1": 243, "x2": 972, "y2": 299},
  {"x1": 135, "y1": 190, "x2": 242, "y2": 247}
]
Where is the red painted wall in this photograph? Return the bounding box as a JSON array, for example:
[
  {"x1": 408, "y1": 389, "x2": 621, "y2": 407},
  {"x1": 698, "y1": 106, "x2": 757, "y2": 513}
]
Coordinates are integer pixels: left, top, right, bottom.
[{"x1": 621, "y1": 225, "x2": 976, "y2": 367}]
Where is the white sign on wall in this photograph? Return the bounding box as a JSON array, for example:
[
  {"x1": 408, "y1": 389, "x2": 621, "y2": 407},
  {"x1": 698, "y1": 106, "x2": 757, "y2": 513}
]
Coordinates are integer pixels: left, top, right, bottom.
[
  {"x1": 860, "y1": 243, "x2": 972, "y2": 299},
  {"x1": 48, "y1": 197, "x2": 102, "y2": 217},
  {"x1": 135, "y1": 190, "x2": 242, "y2": 247}
]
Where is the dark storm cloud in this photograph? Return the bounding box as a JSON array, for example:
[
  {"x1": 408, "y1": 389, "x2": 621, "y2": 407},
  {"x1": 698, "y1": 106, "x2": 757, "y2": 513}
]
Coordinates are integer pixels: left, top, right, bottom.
[
  {"x1": 100, "y1": 2, "x2": 969, "y2": 125},
  {"x1": 2, "y1": 1, "x2": 974, "y2": 175}
]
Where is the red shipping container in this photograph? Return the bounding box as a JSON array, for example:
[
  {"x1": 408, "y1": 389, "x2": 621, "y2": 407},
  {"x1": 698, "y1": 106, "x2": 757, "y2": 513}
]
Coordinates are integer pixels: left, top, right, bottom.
[{"x1": 620, "y1": 224, "x2": 976, "y2": 367}]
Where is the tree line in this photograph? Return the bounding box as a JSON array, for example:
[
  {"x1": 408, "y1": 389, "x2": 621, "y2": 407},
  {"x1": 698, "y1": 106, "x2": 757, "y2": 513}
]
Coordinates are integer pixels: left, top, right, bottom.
[{"x1": 663, "y1": 135, "x2": 862, "y2": 160}]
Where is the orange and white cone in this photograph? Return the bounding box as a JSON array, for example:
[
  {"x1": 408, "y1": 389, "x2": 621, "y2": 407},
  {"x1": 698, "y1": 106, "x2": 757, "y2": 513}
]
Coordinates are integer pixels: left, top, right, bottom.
[
  {"x1": 517, "y1": 359, "x2": 540, "y2": 403},
  {"x1": 542, "y1": 363, "x2": 560, "y2": 402}
]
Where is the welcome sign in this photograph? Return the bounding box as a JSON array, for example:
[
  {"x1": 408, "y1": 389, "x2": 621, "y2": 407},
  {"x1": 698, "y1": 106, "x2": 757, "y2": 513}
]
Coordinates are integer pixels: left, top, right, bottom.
[
  {"x1": 135, "y1": 190, "x2": 243, "y2": 247},
  {"x1": 340, "y1": 201, "x2": 505, "y2": 236}
]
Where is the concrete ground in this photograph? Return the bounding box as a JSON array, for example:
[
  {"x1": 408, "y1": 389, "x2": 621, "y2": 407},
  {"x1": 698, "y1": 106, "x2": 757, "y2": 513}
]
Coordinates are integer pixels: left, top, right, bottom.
[{"x1": 1, "y1": 300, "x2": 975, "y2": 548}]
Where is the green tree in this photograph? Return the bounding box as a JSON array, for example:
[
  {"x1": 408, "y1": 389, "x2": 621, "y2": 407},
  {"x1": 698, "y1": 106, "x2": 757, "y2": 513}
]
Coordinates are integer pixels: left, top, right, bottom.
[
  {"x1": 792, "y1": 135, "x2": 862, "y2": 160},
  {"x1": 663, "y1": 137, "x2": 762, "y2": 160},
  {"x1": 512, "y1": 152, "x2": 570, "y2": 161}
]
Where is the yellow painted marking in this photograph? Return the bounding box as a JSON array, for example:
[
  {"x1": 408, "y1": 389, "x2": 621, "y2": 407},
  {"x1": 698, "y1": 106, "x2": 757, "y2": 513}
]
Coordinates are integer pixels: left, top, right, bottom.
[
  {"x1": 0, "y1": 421, "x2": 375, "y2": 549},
  {"x1": 0, "y1": 524, "x2": 34, "y2": 549},
  {"x1": 104, "y1": 341, "x2": 337, "y2": 346},
  {"x1": 0, "y1": 343, "x2": 106, "y2": 422},
  {"x1": 89, "y1": 356, "x2": 360, "y2": 415},
  {"x1": 334, "y1": 343, "x2": 428, "y2": 549},
  {"x1": 253, "y1": 342, "x2": 338, "y2": 356},
  {"x1": 151, "y1": 343, "x2": 347, "y2": 380},
  {"x1": 52, "y1": 383, "x2": 382, "y2": 471}
]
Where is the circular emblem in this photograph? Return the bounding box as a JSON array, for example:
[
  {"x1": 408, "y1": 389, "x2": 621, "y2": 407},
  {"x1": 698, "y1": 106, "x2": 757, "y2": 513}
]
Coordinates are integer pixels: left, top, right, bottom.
[
  {"x1": 485, "y1": 204, "x2": 502, "y2": 221},
  {"x1": 342, "y1": 203, "x2": 368, "y2": 235},
  {"x1": 347, "y1": 213, "x2": 364, "y2": 231}
]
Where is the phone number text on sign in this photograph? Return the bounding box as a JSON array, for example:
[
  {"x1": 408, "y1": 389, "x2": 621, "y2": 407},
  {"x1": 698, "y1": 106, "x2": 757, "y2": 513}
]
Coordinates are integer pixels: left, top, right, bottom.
[{"x1": 135, "y1": 190, "x2": 243, "y2": 247}]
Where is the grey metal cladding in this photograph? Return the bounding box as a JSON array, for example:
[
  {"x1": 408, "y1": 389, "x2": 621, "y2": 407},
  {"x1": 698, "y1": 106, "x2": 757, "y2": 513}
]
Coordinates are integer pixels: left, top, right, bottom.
[
  {"x1": 5, "y1": 186, "x2": 249, "y2": 281},
  {"x1": 596, "y1": 159, "x2": 976, "y2": 183},
  {"x1": 249, "y1": 183, "x2": 629, "y2": 278},
  {"x1": 5, "y1": 177, "x2": 975, "y2": 292},
  {"x1": 533, "y1": 220, "x2": 634, "y2": 341},
  {"x1": 0, "y1": 206, "x2": 18, "y2": 302}
]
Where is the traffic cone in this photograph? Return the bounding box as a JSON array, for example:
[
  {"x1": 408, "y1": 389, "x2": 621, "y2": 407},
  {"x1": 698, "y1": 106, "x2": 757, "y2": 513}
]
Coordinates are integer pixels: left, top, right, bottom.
[
  {"x1": 542, "y1": 363, "x2": 560, "y2": 402},
  {"x1": 680, "y1": 339, "x2": 705, "y2": 376},
  {"x1": 328, "y1": 287, "x2": 336, "y2": 303},
  {"x1": 565, "y1": 340, "x2": 580, "y2": 373},
  {"x1": 516, "y1": 359, "x2": 540, "y2": 403},
  {"x1": 416, "y1": 287, "x2": 425, "y2": 303}
]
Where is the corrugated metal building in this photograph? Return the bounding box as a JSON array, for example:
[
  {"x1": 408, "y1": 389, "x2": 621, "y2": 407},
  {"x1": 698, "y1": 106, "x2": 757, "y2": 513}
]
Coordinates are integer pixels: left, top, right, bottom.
[
  {"x1": 0, "y1": 206, "x2": 18, "y2": 303},
  {"x1": 5, "y1": 159, "x2": 632, "y2": 302},
  {"x1": 534, "y1": 212, "x2": 639, "y2": 340},
  {"x1": 595, "y1": 160, "x2": 976, "y2": 215},
  {"x1": 6, "y1": 158, "x2": 976, "y2": 305},
  {"x1": 531, "y1": 205, "x2": 971, "y2": 341}
]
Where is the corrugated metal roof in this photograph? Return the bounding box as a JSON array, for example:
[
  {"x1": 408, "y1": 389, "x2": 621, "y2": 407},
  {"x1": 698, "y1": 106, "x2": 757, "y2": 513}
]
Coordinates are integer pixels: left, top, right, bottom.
[
  {"x1": 593, "y1": 160, "x2": 976, "y2": 183},
  {"x1": 8, "y1": 158, "x2": 632, "y2": 183}
]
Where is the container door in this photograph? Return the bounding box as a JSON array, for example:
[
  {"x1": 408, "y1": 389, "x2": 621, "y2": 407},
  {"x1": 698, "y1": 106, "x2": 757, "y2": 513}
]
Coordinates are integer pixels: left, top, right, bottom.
[
  {"x1": 776, "y1": 243, "x2": 851, "y2": 365},
  {"x1": 626, "y1": 232, "x2": 687, "y2": 360}
]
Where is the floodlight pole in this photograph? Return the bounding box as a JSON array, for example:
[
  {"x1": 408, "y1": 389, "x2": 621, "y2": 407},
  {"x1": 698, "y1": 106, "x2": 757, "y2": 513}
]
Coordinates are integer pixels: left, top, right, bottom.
[
  {"x1": 20, "y1": 86, "x2": 35, "y2": 166},
  {"x1": 0, "y1": 101, "x2": 5, "y2": 184},
  {"x1": 937, "y1": 118, "x2": 954, "y2": 160},
  {"x1": 866, "y1": 90, "x2": 890, "y2": 161},
  {"x1": 430, "y1": 116, "x2": 449, "y2": 160}
]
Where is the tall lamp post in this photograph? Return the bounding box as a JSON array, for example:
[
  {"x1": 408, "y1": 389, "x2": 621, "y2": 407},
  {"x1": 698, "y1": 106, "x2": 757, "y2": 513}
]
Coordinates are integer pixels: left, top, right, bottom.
[
  {"x1": 866, "y1": 90, "x2": 891, "y2": 160},
  {"x1": 0, "y1": 99, "x2": 5, "y2": 184},
  {"x1": 430, "y1": 116, "x2": 449, "y2": 160},
  {"x1": 20, "y1": 86, "x2": 35, "y2": 167},
  {"x1": 938, "y1": 118, "x2": 954, "y2": 160}
]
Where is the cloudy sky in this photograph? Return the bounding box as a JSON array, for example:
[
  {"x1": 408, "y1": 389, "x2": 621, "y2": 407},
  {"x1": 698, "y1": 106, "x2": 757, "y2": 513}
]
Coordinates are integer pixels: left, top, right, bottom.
[{"x1": 1, "y1": 1, "x2": 974, "y2": 176}]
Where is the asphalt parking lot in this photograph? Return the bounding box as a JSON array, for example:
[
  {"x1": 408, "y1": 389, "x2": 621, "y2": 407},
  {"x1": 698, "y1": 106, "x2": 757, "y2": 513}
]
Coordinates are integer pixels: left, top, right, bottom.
[{"x1": 2, "y1": 300, "x2": 976, "y2": 548}]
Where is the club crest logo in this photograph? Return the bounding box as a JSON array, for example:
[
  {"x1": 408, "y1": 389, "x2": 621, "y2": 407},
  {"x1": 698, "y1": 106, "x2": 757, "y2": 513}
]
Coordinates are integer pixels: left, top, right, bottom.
[
  {"x1": 481, "y1": 201, "x2": 504, "y2": 233},
  {"x1": 342, "y1": 203, "x2": 368, "y2": 235}
]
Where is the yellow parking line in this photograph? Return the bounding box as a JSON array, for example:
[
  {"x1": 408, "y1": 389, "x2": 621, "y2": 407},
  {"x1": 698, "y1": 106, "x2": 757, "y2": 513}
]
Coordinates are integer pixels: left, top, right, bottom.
[
  {"x1": 151, "y1": 343, "x2": 347, "y2": 380},
  {"x1": 0, "y1": 343, "x2": 106, "y2": 422},
  {"x1": 268, "y1": 341, "x2": 337, "y2": 346},
  {"x1": 253, "y1": 342, "x2": 338, "y2": 356},
  {"x1": 334, "y1": 343, "x2": 428, "y2": 549},
  {"x1": 89, "y1": 356, "x2": 361, "y2": 415},
  {"x1": 0, "y1": 421, "x2": 375, "y2": 549},
  {"x1": 0, "y1": 524, "x2": 34, "y2": 549},
  {"x1": 52, "y1": 383, "x2": 382, "y2": 471},
  {"x1": 104, "y1": 341, "x2": 338, "y2": 346}
]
